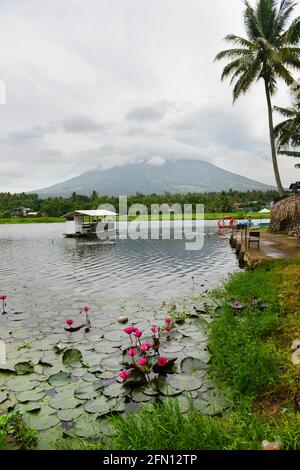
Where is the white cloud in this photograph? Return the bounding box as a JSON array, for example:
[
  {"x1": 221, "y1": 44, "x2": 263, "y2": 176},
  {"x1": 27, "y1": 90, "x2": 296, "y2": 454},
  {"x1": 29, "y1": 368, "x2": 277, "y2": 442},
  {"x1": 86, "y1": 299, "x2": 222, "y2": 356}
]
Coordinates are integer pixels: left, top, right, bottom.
[{"x1": 0, "y1": 0, "x2": 299, "y2": 192}]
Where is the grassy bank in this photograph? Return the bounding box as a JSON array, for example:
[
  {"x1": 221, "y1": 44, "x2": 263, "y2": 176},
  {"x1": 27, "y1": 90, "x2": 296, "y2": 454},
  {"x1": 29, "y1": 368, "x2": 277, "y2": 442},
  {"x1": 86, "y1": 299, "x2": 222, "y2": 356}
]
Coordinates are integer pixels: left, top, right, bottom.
[
  {"x1": 0, "y1": 212, "x2": 268, "y2": 224},
  {"x1": 1, "y1": 259, "x2": 298, "y2": 450},
  {"x1": 0, "y1": 217, "x2": 63, "y2": 224}
]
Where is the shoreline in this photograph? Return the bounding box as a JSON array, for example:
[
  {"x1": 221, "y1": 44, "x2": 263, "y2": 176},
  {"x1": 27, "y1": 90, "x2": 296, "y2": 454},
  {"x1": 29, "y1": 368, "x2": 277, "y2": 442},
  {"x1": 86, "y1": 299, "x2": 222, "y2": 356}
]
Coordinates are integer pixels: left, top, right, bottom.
[{"x1": 0, "y1": 212, "x2": 269, "y2": 224}]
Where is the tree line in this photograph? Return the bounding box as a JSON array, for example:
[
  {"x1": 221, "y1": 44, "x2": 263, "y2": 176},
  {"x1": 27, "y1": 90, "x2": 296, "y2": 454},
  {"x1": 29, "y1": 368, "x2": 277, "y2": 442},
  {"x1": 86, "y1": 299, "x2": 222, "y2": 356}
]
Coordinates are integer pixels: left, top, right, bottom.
[{"x1": 0, "y1": 189, "x2": 279, "y2": 218}]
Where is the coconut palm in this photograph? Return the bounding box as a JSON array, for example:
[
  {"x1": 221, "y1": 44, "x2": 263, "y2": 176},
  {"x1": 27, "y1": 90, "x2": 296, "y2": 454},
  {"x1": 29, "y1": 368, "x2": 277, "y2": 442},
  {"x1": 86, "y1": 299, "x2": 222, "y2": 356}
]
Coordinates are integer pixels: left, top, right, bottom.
[
  {"x1": 274, "y1": 82, "x2": 300, "y2": 165},
  {"x1": 215, "y1": 0, "x2": 300, "y2": 196}
]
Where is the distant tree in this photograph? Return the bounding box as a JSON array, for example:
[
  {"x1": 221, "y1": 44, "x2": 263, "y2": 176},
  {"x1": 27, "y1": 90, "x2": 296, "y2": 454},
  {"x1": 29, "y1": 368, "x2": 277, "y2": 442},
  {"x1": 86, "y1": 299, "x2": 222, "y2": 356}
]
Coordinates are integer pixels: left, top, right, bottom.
[{"x1": 215, "y1": 0, "x2": 300, "y2": 196}]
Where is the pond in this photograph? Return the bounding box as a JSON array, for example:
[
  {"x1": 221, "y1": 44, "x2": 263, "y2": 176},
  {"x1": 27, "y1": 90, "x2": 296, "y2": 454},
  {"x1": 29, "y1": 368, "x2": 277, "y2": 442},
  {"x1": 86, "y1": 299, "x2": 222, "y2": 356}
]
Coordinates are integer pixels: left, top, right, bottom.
[
  {"x1": 0, "y1": 221, "x2": 242, "y2": 305},
  {"x1": 0, "y1": 221, "x2": 245, "y2": 445}
]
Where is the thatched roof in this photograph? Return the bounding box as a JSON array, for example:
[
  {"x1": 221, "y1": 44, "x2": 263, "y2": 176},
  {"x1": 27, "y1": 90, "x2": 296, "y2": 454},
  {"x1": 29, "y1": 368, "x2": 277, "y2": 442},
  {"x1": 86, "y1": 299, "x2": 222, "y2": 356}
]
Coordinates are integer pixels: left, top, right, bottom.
[
  {"x1": 270, "y1": 195, "x2": 300, "y2": 237},
  {"x1": 271, "y1": 195, "x2": 300, "y2": 220}
]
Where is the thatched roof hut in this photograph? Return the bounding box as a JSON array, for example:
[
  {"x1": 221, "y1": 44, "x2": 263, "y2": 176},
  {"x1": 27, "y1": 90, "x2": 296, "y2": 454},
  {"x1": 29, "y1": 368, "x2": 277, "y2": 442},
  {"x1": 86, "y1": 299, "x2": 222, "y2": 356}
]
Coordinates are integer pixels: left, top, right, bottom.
[{"x1": 269, "y1": 195, "x2": 300, "y2": 238}]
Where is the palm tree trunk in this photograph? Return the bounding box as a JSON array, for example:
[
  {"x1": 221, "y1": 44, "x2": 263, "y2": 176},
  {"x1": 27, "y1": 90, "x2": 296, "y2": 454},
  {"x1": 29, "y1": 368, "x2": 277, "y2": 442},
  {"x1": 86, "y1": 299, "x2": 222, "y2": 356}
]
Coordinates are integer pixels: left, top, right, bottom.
[{"x1": 264, "y1": 80, "x2": 285, "y2": 196}]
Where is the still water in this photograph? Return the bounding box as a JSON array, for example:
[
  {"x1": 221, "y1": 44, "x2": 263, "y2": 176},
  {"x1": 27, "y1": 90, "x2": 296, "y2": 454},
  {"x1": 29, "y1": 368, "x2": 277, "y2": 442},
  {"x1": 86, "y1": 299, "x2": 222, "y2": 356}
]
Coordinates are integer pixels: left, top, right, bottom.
[{"x1": 0, "y1": 222, "x2": 242, "y2": 308}]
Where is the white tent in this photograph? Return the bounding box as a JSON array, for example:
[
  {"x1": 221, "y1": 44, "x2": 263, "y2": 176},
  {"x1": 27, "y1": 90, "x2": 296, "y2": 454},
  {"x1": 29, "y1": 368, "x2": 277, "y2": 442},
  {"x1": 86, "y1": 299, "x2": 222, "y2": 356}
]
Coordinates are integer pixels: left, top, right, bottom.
[{"x1": 258, "y1": 208, "x2": 271, "y2": 214}]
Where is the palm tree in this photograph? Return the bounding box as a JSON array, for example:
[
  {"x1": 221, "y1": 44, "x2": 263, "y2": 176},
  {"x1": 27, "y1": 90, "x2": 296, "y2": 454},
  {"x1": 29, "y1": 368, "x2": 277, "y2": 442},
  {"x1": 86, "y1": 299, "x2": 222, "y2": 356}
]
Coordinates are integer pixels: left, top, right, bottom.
[
  {"x1": 215, "y1": 0, "x2": 300, "y2": 196},
  {"x1": 274, "y1": 82, "x2": 300, "y2": 166}
]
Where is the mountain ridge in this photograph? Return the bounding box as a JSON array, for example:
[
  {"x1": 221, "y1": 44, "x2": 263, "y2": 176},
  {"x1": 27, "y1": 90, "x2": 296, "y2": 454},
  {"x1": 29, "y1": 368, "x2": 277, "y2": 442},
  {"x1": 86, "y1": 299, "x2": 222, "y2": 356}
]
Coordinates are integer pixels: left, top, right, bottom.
[{"x1": 35, "y1": 159, "x2": 274, "y2": 197}]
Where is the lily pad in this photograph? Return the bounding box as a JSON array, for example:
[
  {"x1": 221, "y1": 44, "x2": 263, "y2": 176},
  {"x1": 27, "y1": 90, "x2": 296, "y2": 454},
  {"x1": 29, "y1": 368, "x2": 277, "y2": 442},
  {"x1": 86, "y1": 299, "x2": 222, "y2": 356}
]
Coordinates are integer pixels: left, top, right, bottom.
[
  {"x1": 96, "y1": 371, "x2": 117, "y2": 380},
  {"x1": 111, "y1": 398, "x2": 126, "y2": 413},
  {"x1": 6, "y1": 376, "x2": 39, "y2": 392},
  {"x1": 155, "y1": 378, "x2": 182, "y2": 396},
  {"x1": 48, "y1": 372, "x2": 72, "y2": 387},
  {"x1": 0, "y1": 398, "x2": 16, "y2": 413},
  {"x1": 0, "y1": 391, "x2": 8, "y2": 404},
  {"x1": 98, "y1": 418, "x2": 116, "y2": 437},
  {"x1": 62, "y1": 349, "x2": 83, "y2": 368},
  {"x1": 74, "y1": 382, "x2": 103, "y2": 400},
  {"x1": 26, "y1": 413, "x2": 60, "y2": 431},
  {"x1": 131, "y1": 390, "x2": 153, "y2": 403},
  {"x1": 18, "y1": 390, "x2": 46, "y2": 402},
  {"x1": 101, "y1": 357, "x2": 122, "y2": 372},
  {"x1": 73, "y1": 415, "x2": 100, "y2": 438},
  {"x1": 84, "y1": 396, "x2": 116, "y2": 415},
  {"x1": 15, "y1": 361, "x2": 35, "y2": 375},
  {"x1": 57, "y1": 406, "x2": 84, "y2": 421},
  {"x1": 49, "y1": 389, "x2": 81, "y2": 410},
  {"x1": 82, "y1": 372, "x2": 100, "y2": 383},
  {"x1": 180, "y1": 357, "x2": 206, "y2": 375},
  {"x1": 103, "y1": 383, "x2": 126, "y2": 398},
  {"x1": 16, "y1": 402, "x2": 42, "y2": 414},
  {"x1": 168, "y1": 374, "x2": 203, "y2": 392}
]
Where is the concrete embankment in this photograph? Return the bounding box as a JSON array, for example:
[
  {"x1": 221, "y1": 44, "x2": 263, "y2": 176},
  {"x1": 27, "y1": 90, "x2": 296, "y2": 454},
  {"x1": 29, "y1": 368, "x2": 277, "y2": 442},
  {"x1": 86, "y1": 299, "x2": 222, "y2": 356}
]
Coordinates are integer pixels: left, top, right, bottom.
[{"x1": 229, "y1": 230, "x2": 300, "y2": 268}]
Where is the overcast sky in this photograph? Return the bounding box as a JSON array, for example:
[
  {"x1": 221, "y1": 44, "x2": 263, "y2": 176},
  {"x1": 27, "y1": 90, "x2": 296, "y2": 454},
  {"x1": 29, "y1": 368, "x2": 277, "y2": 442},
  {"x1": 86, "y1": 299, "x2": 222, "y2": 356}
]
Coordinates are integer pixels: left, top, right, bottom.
[{"x1": 1, "y1": 0, "x2": 300, "y2": 193}]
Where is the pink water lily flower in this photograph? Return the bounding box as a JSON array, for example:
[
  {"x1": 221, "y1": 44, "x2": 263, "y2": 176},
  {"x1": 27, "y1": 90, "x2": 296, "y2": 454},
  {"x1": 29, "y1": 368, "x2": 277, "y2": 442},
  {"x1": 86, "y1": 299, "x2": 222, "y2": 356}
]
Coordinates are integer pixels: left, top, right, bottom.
[
  {"x1": 133, "y1": 329, "x2": 143, "y2": 338},
  {"x1": 66, "y1": 319, "x2": 74, "y2": 326},
  {"x1": 151, "y1": 325, "x2": 158, "y2": 334},
  {"x1": 164, "y1": 317, "x2": 172, "y2": 324},
  {"x1": 0, "y1": 295, "x2": 7, "y2": 300},
  {"x1": 124, "y1": 326, "x2": 135, "y2": 335},
  {"x1": 165, "y1": 325, "x2": 172, "y2": 333},
  {"x1": 83, "y1": 305, "x2": 90, "y2": 313},
  {"x1": 140, "y1": 341, "x2": 152, "y2": 352},
  {"x1": 157, "y1": 356, "x2": 168, "y2": 367},
  {"x1": 137, "y1": 357, "x2": 147, "y2": 366},
  {"x1": 127, "y1": 348, "x2": 138, "y2": 357},
  {"x1": 119, "y1": 370, "x2": 132, "y2": 381}
]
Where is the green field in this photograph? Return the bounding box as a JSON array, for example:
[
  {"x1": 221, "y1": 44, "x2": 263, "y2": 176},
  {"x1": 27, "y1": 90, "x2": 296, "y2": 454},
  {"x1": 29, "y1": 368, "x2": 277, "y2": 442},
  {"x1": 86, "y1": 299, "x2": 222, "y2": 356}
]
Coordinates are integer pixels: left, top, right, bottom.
[{"x1": 0, "y1": 212, "x2": 269, "y2": 224}]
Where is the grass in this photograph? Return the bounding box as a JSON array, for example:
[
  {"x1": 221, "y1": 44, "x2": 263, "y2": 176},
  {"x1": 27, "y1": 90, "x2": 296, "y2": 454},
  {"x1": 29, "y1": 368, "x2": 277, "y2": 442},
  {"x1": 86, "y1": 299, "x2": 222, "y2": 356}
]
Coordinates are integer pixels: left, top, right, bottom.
[
  {"x1": 0, "y1": 212, "x2": 268, "y2": 224},
  {"x1": 58, "y1": 399, "x2": 299, "y2": 450},
  {"x1": 0, "y1": 217, "x2": 63, "y2": 224},
  {"x1": 209, "y1": 259, "x2": 300, "y2": 405},
  {"x1": 0, "y1": 413, "x2": 37, "y2": 450}
]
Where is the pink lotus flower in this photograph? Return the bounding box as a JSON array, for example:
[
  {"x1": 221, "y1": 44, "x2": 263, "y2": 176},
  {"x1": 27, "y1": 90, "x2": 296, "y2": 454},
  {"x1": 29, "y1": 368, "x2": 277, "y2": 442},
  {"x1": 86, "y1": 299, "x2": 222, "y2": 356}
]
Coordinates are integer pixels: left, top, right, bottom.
[
  {"x1": 124, "y1": 326, "x2": 135, "y2": 335},
  {"x1": 137, "y1": 357, "x2": 147, "y2": 366},
  {"x1": 133, "y1": 329, "x2": 143, "y2": 338},
  {"x1": 164, "y1": 317, "x2": 172, "y2": 324},
  {"x1": 165, "y1": 325, "x2": 172, "y2": 333},
  {"x1": 140, "y1": 341, "x2": 152, "y2": 352},
  {"x1": 66, "y1": 319, "x2": 74, "y2": 326},
  {"x1": 119, "y1": 370, "x2": 132, "y2": 381},
  {"x1": 151, "y1": 325, "x2": 158, "y2": 333},
  {"x1": 157, "y1": 356, "x2": 168, "y2": 367},
  {"x1": 127, "y1": 348, "x2": 138, "y2": 357},
  {"x1": 83, "y1": 305, "x2": 90, "y2": 313},
  {"x1": 0, "y1": 295, "x2": 7, "y2": 300}
]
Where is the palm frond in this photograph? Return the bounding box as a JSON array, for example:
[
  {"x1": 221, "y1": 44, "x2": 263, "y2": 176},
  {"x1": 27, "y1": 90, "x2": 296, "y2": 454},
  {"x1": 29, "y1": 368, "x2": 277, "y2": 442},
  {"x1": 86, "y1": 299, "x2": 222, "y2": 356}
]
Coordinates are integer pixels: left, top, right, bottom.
[
  {"x1": 274, "y1": 105, "x2": 296, "y2": 117},
  {"x1": 243, "y1": 0, "x2": 263, "y2": 40},
  {"x1": 220, "y1": 56, "x2": 253, "y2": 81},
  {"x1": 272, "y1": 62, "x2": 294, "y2": 86},
  {"x1": 214, "y1": 48, "x2": 251, "y2": 62},
  {"x1": 280, "y1": 17, "x2": 300, "y2": 44},
  {"x1": 232, "y1": 59, "x2": 261, "y2": 102},
  {"x1": 224, "y1": 34, "x2": 254, "y2": 48},
  {"x1": 278, "y1": 148, "x2": 300, "y2": 157}
]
